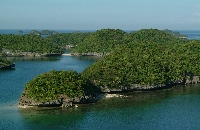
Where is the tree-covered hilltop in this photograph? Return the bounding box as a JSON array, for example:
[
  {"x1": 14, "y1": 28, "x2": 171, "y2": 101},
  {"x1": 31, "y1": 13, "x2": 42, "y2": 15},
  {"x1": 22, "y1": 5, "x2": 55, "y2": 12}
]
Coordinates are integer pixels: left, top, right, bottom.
[
  {"x1": 71, "y1": 29, "x2": 187, "y2": 56},
  {"x1": 71, "y1": 29, "x2": 128, "y2": 55},
  {"x1": 46, "y1": 32, "x2": 91, "y2": 48},
  {"x1": 19, "y1": 70, "x2": 97, "y2": 107},
  {"x1": 0, "y1": 34, "x2": 63, "y2": 56},
  {"x1": 128, "y1": 29, "x2": 187, "y2": 45},
  {"x1": 81, "y1": 29, "x2": 199, "y2": 92}
]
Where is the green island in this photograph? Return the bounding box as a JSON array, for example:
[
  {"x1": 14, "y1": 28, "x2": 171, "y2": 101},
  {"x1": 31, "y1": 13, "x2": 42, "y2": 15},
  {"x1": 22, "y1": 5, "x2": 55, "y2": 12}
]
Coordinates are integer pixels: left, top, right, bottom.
[
  {"x1": 0, "y1": 30, "x2": 63, "y2": 69},
  {"x1": 18, "y1": 28, "x2": 200, "y2": 108},
  {"x1": 19, "y1": 70, "x2": 97, "y2": 107},
  {"x1": 0, "y1": 34, "x2": 63, "y2": 57}
]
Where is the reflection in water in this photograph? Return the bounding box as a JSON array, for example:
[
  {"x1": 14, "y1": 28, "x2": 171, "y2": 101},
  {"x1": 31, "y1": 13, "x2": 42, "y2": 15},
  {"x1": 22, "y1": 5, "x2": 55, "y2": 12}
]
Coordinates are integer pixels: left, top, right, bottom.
[
  {"x1": 19, "y1": 107, "x2": 89, "y2": 129},
  {"x1": 17, "y1": 85, "x2": 200, "y2": 129},
  {"x1": 0, "y1": 68, "x2": 15, "y2": 72}
]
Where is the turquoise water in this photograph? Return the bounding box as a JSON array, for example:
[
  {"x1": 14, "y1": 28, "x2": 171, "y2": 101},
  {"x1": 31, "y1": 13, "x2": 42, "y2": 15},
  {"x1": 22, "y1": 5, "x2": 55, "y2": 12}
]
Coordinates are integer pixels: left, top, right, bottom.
[{"x1": 1, "y1": 56, "x2": 200, "y2": 129}]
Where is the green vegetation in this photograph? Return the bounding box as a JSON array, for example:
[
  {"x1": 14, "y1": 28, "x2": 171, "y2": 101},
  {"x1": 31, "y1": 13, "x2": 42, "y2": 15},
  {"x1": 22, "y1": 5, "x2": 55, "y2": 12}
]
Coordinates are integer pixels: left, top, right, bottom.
[
  {"x1": 0, "y1": 34, "x2": 63, "y2": 54},
  {"x1": 71, "y1": 29, "x2": 128, "y2": 54},
  {"x1": 20, "y1": 28, "x2": 200, "y2": 104},
  {"x1": 128, "y1": 29, "x2": 187, "y2": 45},
  {"x1": 46, "y1": 32, "x2": 91, "y2": 47},
  {"x1": 71, "y1": 29, "x2": 187, "y2": 55},
  {"x1": 81, "y1": 29, "x2": 199, "y2": 90},
  {"x1": 23, "y1": 70, "x2": 95, "y2": 102},
  {"x1": 0, "y1": 57, "x2": 14, "y2": 69},
  {"x1": 163, "y1": 29, "x2": 187, "y2": 38}
]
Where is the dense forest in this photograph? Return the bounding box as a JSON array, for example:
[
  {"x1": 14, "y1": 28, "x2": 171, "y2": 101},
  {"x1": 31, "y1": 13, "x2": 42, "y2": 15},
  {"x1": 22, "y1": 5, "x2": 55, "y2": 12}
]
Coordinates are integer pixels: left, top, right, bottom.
[
  {"x1": 70, "y1": 29, "x2": 187, "y2": 55},
  {"x1": 21, "y1": 70, "x2": 96, "y2": 102},
  {"x1": 0, "y1": 34, "x2": 63, "y2": 56},
  {"x1": 81, "y1": 29, "x2": 199, "y2": 91},
  {"x1": 45, "y1": 32, "x2": 91, "y2": 47},
  {"x1": 19, "y1": 28, "x2": 200, "y2": 106},
  {"x1": 71, "y1": 29, "x2": 128, "y2": 55}
]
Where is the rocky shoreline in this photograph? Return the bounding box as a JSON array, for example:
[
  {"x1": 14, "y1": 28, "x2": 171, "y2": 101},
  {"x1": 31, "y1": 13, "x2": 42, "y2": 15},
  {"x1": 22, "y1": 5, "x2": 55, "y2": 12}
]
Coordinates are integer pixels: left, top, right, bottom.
[
  {"x1": 71, "y1": 52, "x2": 109, "y2": 57},
  {"x1": 1, "y1": 52, "x2": 62, "y2": 57},
  {"x1": 19, "y1": 92, "x2": 103, "y2": 108},
  {"x1": 18, "y1": 75, "x2": 200, "y2": 108},
  {"x1": 99, "y1": 76, "x2": 200, "y2": 93}
]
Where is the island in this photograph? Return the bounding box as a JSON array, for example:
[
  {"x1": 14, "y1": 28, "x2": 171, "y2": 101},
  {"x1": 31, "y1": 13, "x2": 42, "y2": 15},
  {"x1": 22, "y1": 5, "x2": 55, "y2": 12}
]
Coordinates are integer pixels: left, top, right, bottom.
[
  {"x1": 18, "y1": 28, "x2": 200, "y2": 108},
  {"x1": 0, "y1": 34, "x2": 63, "y2": 57},
  {"x1": 19, "y1": 70, "x2": 98, "y2": 107}
]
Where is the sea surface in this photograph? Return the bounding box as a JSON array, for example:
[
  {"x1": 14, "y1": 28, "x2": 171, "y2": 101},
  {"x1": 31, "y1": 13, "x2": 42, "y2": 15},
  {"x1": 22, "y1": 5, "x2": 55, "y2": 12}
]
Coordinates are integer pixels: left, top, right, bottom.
[{"x1": 0, "y1": 30, "x2": 200, "y2": 129}]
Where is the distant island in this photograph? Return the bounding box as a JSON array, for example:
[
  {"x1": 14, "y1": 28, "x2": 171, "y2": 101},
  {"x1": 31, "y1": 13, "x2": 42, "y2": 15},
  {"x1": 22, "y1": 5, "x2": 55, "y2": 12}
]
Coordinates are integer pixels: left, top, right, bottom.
[
  {"x1": 29, "y1": 30, "x2": 59, "y2": 36},
  {"x1": 0, "y1": 32, "x2": 63, "y2": 57},
  {"x1": 18, "y1": 28, "x2": 200, "y2": 108}
]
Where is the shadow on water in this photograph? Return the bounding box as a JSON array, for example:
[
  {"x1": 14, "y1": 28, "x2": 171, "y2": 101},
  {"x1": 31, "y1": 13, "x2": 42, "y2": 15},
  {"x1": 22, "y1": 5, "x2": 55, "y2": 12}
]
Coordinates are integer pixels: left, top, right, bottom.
[
  {"x1": 84, "y1": 84, "x2": 200, "y2": 111},
  {"x1": 18, "y1": 107, "x2": 90, "y2": 129},
  {"x1": 0, "y1": 68, "x2": 15, "y2": 72},
  {"x1": 17, "y1": 84, "x2": 200, "y2": 129}
]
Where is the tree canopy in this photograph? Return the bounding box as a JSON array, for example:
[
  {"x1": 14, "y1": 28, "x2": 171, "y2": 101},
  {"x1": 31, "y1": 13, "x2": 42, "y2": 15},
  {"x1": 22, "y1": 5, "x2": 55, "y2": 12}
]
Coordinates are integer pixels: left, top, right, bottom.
[
  {"x1": 71, "y1": 29, "x2": 128, "y2": 54},
  {"x1": 0, "y1": 34, "x2": 62, "y2": 54},
  {"x1": 46, "y1": 32, "x2": 91, "y2": 47},
  {"x1": 23, "y1": 70, "x2": 95, "y2": 102},
  {"x1": 19, "y1": 28, "x2": 200, "y2": 104},
  {"x1": 81, "y1": 29, "x2": 199, "y2": 90}
]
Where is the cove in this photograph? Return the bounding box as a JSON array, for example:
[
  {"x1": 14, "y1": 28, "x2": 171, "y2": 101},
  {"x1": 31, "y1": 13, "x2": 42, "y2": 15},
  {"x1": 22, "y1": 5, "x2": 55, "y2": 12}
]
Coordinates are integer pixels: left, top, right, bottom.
[{"x1": 1, "y1": 56, "x2": 200, "y2": 129}]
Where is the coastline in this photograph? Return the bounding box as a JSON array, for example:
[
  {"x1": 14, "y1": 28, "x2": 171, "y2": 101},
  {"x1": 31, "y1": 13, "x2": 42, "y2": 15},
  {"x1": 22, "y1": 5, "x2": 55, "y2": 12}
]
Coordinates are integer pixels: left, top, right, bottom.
[
  {"x1": 1, "y1": 52, "x2": 62, "y2": 57},
  {"x1": 18, "y1": 75, "x2": 200, "y2": 109},
  {"x1": 18, "y1": 93, "x2": 128, "y2": 109}
]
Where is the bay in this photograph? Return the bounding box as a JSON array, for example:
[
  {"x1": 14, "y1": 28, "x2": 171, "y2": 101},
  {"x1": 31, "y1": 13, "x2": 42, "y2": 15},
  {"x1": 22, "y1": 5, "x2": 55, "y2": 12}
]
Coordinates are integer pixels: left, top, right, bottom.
[
  {"x1": 1, "y1": 55, "x2": 200, "y2": 129},
  {"x1": 1, "y1": 29, "x2": 200, "y2": 129}
]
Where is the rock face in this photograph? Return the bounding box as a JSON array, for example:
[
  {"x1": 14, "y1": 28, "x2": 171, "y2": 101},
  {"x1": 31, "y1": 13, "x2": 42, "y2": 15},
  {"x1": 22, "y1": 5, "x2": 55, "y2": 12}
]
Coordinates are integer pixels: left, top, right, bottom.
[
  {"x1": 71, "y1": 52, "x2": 109, "y2": 57},
  {"x1": 18, "y1": 92, "x2": 93, "y2": 108},
  {"x1": 186, "y1": 76, "x2": 200, "y2": 84},
  {"x1": 98, "y1": 76, "x2": 200, "y2": 93},
  {"x1": 3, "y1": 52, "x2": 62, "y2": 57}
]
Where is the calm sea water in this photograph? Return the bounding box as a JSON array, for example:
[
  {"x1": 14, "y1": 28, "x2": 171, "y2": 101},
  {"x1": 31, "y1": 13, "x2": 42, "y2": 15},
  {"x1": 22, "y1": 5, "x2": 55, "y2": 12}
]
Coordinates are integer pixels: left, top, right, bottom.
[{"x1": 0, "y1": 30, "x2": 200, "y2": 129}]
